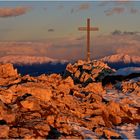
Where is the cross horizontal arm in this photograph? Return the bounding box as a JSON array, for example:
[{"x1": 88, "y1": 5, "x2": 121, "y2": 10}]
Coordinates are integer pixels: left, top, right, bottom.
[{"x1": 78, "y1": 27, "x2": 99, "y2": 31}]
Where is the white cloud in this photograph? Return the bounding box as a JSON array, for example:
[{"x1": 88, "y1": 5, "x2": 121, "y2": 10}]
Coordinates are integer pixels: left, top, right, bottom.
[{"x1": 0, "y1": 7, "x2": 31, "y2": 18}]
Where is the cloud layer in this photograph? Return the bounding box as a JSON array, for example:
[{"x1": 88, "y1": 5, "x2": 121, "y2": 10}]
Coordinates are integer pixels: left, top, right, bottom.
[
  {"x1": 93, "y1": 33, "x2": 140, "y2": 58},
  {"x1": 0, "y1": 31, "x2": 139, "y2": 60},
  {"x1": 0, "y1": 42, "x2": 51, "y2": 57},
  {"x1": 70, "y1": 3, "x2": 90, "y2": 14},
  {"x1": 0, "y1": 7, "x2": 30, "y2": 18},
  {"x1": 78, "y1": 3, "x2": 90, "y2": 11},
  {"x1": 111, "y1": 30, "x2": 140, "y2": 36},
  {"x1": 104, "y1": 7, "x2": 125, "y2": 16}
]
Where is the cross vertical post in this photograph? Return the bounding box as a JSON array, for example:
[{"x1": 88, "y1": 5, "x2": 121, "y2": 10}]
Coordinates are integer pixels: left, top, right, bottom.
[
  {"x1": 78, "y1": 18, "x2": 99, "y2": 62},
  {"x1": 87, "y1": 18, "x2": 90, "y2": 62}
]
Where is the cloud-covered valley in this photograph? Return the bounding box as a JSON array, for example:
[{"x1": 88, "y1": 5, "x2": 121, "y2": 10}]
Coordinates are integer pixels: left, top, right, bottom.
[{"x1": 0, "y1": 32, "x2": 140, "y2": 61}]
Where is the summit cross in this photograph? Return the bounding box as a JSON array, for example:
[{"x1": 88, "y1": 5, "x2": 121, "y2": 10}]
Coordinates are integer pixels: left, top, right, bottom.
[{"x1": 78, "y1": 18, "x2": 99, "y2": 62}]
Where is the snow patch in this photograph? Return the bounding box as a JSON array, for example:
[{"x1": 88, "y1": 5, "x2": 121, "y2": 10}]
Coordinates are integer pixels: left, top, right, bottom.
[
  {"x1": 101, "y1": 54, "x2": 140, "y2": 64},
  {"x1": 114, "y1": 67, "x2": 140, "y2": 76}
]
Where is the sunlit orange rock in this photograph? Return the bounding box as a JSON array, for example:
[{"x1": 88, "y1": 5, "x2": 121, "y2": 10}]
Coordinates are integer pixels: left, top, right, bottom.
[
  {"x1": 0, "y1": 90, "x2": 14, "y2": 104},
  {"x1": 20, "y1": 96, "x2": 41, "y2": 111},
  {"x1": 0, "y1": 63, "x2": 18, "y2": 78},
  {"x1": 0, "y1": 125, "x2": 9, "y2": 138},
  {"x1": 103, "y1": 129, "x2": 120, "y2": 139},
  {"x1": 0, "y1": 62, "x2": 139, "y2": 139},
  {"x1": 83, "y1": 82, "x2": 105, "y2": 94}
]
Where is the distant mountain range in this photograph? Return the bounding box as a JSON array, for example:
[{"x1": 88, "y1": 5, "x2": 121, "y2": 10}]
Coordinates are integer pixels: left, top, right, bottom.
[
  {"x1": 0, "y1": 54, "x2": 139, "y2": 65},
  {"x1": 0, "y1": 55, "x2": 67, "y2": 65},
  {"x1": 0, "y1": 55, "x2": 68, "y2": 76},
  {"x1": 0, "y1": 54, "x2": 139, "y2": 76},
  {"x1": 100, "y1": 54, "x2": 140, "y2": 69}
]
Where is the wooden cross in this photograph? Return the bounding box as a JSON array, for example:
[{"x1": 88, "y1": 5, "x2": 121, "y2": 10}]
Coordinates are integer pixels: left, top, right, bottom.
[{"x1": 78, "y1": 18, "x2": 99, "y2": 62}]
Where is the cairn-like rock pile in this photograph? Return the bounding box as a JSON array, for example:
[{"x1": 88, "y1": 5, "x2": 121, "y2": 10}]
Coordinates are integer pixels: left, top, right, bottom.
[
  {"x1": 0, "y1": 62, "x2": 139, "y2": 139},
  {"x1": 0, "y1": 63, "x2": 20, "y2": 86},
  {"x1": 64, "y1": 60, "x2": 115, "y2": 86}
]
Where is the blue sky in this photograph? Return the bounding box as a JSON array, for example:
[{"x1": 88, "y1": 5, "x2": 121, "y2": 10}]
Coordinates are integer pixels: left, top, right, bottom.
[
  {"x1": 0, "y1": 1, "x2": 140, "y2": 41},
  {"x1": 0, "y1": 1, "x2": 140, "y2": 60}
]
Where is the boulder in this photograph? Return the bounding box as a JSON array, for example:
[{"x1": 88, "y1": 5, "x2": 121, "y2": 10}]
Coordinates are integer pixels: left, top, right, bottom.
[
  {"x1": 57, "y1": 76, "x2": 74, "y2": 94},
  {"x1": 34, "y1": 123, "x2": 50, "y2": 136},
  {"x1": 73, "y1": 91, "x2": 85, "y2": 98},
  {"x1": 74, "y1": 70, "x2": 81, "y2": 79},
  {"x1": 83, "y1": 82, "x2": 105, "y2": 94},
  {"x1": 65, "y1": 63, "x2": 77, "y2": 74},
  {"x1": 28, "y1": 87, "x2": 52, "y2": 102},
  {"x1": 0, "y1": 100, "x2": 7, "y2": 120},
  {"x1": 82, "y1": 64, "x2": 92, "y2": 71},
  {"x1": 18, "y1": 128, "x2": 34, "y2": 138},
  {"x1": 0, "y1": 77, "x2": 21, "y2": 86},
  {"x1": 109, "y1": 114, "x2": 122, "y2": 125},
  {"x1": 9, "y1": 85, "x2": 52, "y2": 102},
  {"x1": 20, "y1": 96, "x2": 41, "y2": 111},
  {"x1": 121, "y1": 81, "x2": 140, "y2": 93},
  {"x1": 21, "y1": 74, "x2": 37, "y2": 82},
  {"x1": 103, "y1": 129, "x2": 120, "y2": 139},
  {"x1": 0, "y1": 63, "x2": 18, "y2": 78},
  {"x1": 64, "y1": 76, "x2": 74, "y2": 87},
  {"x1": 0, "y1": 90, "x2": 14, "y2": 104},
  {"x1": 3, "y1": 113, "x2": 16, "y2": 124},
  {"x1": 9, "y1": 128, "x2": 19, "y2": 138},
  {"x1": 0, "y1": 100, "x2": 15, "y2": 123},
  {"x1": 63, "y1": 60, "x2": 114, "y2": 85},
  {"x1": 77, "y1": 60, "x2": 85, "y2": 66},
  {"x1": 46, "y1": 115, "x2": 55, "y2": 125},
  {"x1": 107, "y1": 101, "x2": 121, "y2": 113},
  {"x1": 0, "y1": 125, "x2": 9, "y2": 138}
]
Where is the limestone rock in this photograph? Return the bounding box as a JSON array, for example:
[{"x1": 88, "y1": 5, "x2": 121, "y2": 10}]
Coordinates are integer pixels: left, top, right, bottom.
[
  {"x1": 0, "y1": 125, "x2": 9, "y2": 138},
  {"x1": 0, "y1": 63, "x2": 18, "y2": 78},
  {"x1": 20, "y1": 96, "x2": 41, "y2": 111},
  {"x1": 0, "y1": 90, "x2": 14, "y2": 104},
  {"x1": 3, "y1": 113, "x2": 16, "y2": 124},
  {"x1": 29, "y1": 87, "x2": 52, "y2": 102},
  {"x1": 0, "y1": 77, "x2": 21, "y2": 86},
  {"x1": 9, "y1": 84, "x2": 52, "y2": 102},
  {"x1": 57, "y1": 76, "x2": 74, "y2": 94},
  {"x1": 121, "y1": 80, "x2": 140, "y2": 93},
  {"x1": 82, "y1": 64, "x2": 92, "y2": 71},
  {"x1": 63, "y1": 60, "x2": 114, "y2": 85},
  {"x1": 74, "y1": 70, "x2": 81, "y2": 79},
  {"x1": 46, "y1": 115, "x2": 55, "y2": 125},
  {"x1": 77, "y1": 60, "x2": 85, "y2": 66},
  {"x1": 0, "y1": 100, "x2": 7, "y2": 120},
  {"x1": 103, "y1": 129, "x2": 120, "y2": 139},
  {"x1": 0, "y1": 62, "x2": 139, "y2": 139},
  {"x1": 83, "y1": 82, "x2": 105, "y2": 94},
  {"x1": 22, "y1": 74, "x2": 37, "y2": 82},
  {"x1": 9, "y1": 128, "x2": 19, "y2": 138},
  {"x1": 65, "y1": 63, "x2": 77, "y2": 74},
  {"x1": 34, "y1": 123, "x2": 50, "y2": 136},
  {"x1": 18, "y1": 128, "x2": 34, "y2": 138}
]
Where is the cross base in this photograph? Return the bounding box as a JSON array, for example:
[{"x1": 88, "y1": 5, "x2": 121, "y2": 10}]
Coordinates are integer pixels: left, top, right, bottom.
[{"x1": 87, "y1": 52, "x2": 90, "y2": 62}]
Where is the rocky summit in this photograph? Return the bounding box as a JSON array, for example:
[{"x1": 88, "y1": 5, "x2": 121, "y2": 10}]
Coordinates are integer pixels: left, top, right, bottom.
[{"x1": 0, "y1": 61, "x2": 139, "y2": 139}]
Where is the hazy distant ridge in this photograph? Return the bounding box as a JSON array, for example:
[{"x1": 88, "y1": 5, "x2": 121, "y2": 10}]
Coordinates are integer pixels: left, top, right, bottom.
[
  {"x1": 0, "y1": 55, "x2": 67, "y2": 65},
  {"x1": 100, "y1": 54, "x2": 140, "y2": 64},
  {"x1": 0, "y1": 54, "x2": 140, "y2": 72}
]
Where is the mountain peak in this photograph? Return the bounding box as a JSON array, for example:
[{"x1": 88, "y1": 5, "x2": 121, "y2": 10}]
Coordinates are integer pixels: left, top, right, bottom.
[{"x1": 100, "y1": 54, "x2": 140, "y2": 64}]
